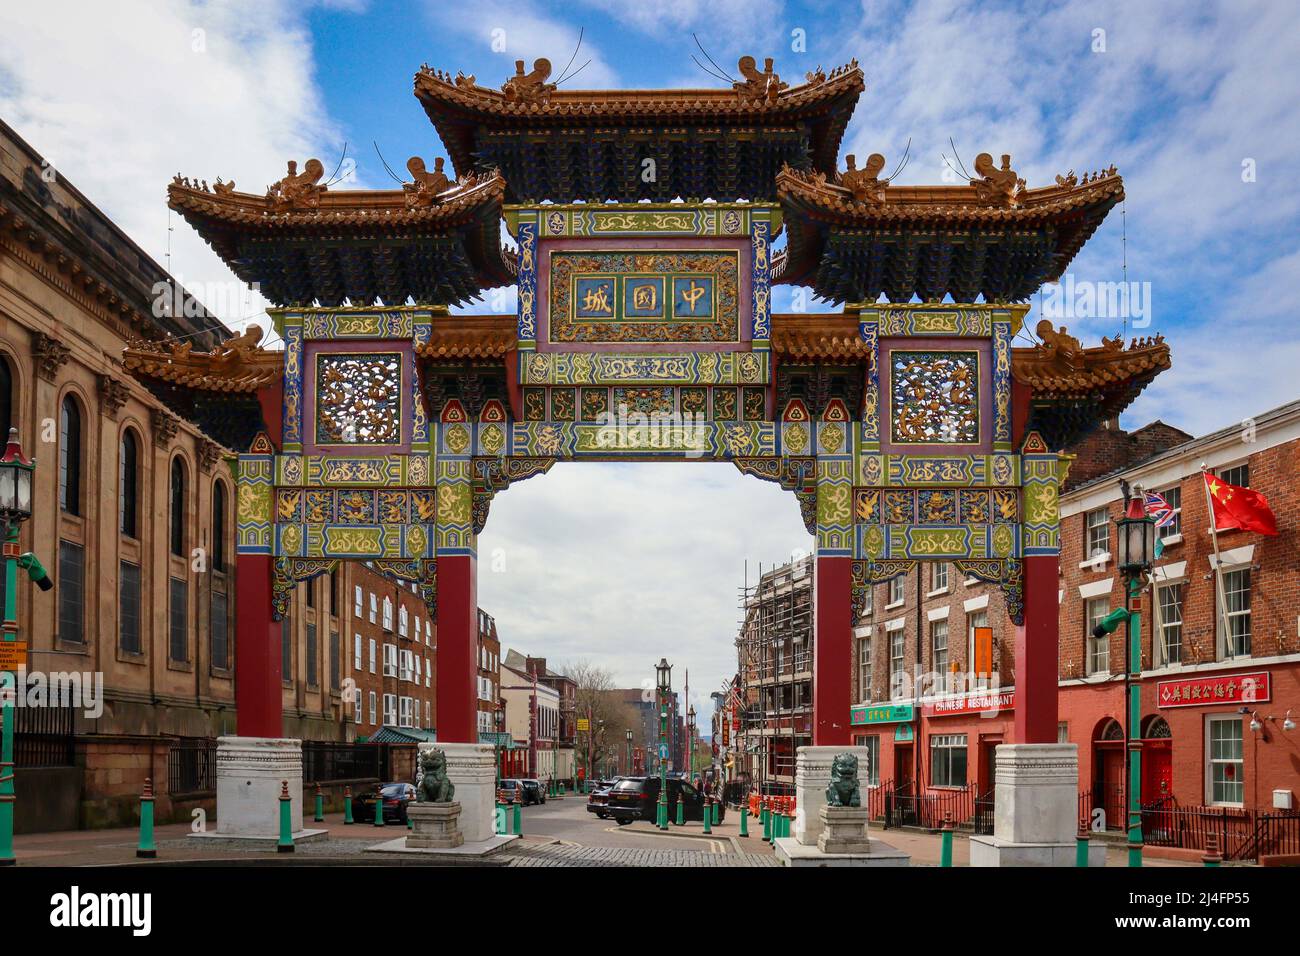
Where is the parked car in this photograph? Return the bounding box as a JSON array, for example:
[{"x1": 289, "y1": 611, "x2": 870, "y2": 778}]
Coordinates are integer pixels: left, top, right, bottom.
[
  {"x1": 604, "y1": 776, "x2": 723, "y2": 826},
  {"x1": 353, "y1": 782, "x2": 415, "y2": 824},
  {"x1": 586, "y1": 777, "x2": 624, "y2": 819},
  {"x1": 497, "y1": 779, "x2": 524, "y2": 804},
  {"x1": 520, "y1": 779, "x2": 546, "y2": 805}
]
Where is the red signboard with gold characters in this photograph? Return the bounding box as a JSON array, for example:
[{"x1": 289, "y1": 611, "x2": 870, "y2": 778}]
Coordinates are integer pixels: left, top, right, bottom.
[{"x1": 1156, "y1": 671, "x2": 1270, "y2": 709}]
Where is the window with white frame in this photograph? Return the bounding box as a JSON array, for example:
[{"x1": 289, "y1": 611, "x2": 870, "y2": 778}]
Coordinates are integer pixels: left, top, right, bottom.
[
  {"x1": 1219, "y1": 462, "x2": 1249, "y2": 489},
  {"x1": 383, "y1": 693, "x2": 397, "y2": 726},
  {"x1": 353, "y1": 688, "x2": 361, "y2": 722},
  {"x1": 1156, "y1": 582, "x2": 1183, "y2": 666},
  {"x1": 931, "y1": 562, "x2": 949, "y2": 592},
  {"x1": 425, "y1": 700, "x2": 431, "y2": 728},
  {"x1": 368, "y1": 691, "x2": 377, "y2": 725},
  {"x1": 888, "y1": 575, "x2": 905, "y2": 607},
  {"x1": 354, "y1": 585, "x2": 362, "y2": 616},
  {"x1": 425, "y1": 658, "x2": 431, "y2": 687},
  {"x1": 1086, "y1": 597, "x2": 1111, "y2": 674},
  {"x1": 382, "y1": 597, "x2": 393, "y2": 632},
  {"x1": 383, "y1": 643, "x2": 398, "y2": 678},
  {"x1": 413, "y1": 654, "x2": 421, "y2": 682},
  {"x1": 1220, "y1": 568, "x2": 1251, "y2": 658},
  {"x1": 852, "y1": 734, "x2": 881, "y2": 786},
  {"x1": 1085, "y1": 508, "x2": 1110, "y2": 559},
  {"x1": 1206, "y1": 715, "x2": 1244, "y2": 805},
  {"x1": 857, "y1": 631, "x2": 872, "y2": 702},
  {"x1": 369, "y1": 638, "x2": 377, "y2": 674},
  {"x1": 399, "y1": 696, "x2": 413, "y2": 728},
  {"x1": 930, "y1": 619, "x2": 949, "y2": 692},
  {"x1": 369, "y1": 593, "x2": 377, "y2": 624},
  {"x1": 967, "y1": 609, "x2": 989, "y2": 689},
  {"x1": 930, "y1": 734, "x2": 968, "y2": 787},
  {"x1": 354, "y1": 633, "x2": 362, "y2": 669},
  {"x1": 425, "y1": 620, "x2": 432, "y2": 645},
  {"x1": 888, "y1": 626, "x2": 905, "y2": 698},
  {"x1": 1156, "y1": 485, "x2": 1182, "y2": 540},
  {"x1": 398, "y1": 605, "x2": 408, "y2": 637}
]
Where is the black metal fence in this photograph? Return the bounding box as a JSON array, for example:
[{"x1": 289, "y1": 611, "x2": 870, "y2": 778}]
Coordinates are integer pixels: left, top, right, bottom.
[
  {"x1": 13, "y1": 704, "x2": 76, "y2": 767},
  {"x1": 1078, "y1": 784, "x2": 1128, "y2": 831},
  {"x1": 873, "y1": 779, "x2": 990, "y2": 830},
  {"x1": 167, "y1": 737, "x2": 216, "y2": 794},
  {"x1": 301, "y1": 740, "x2": 391, "y2": 783}
]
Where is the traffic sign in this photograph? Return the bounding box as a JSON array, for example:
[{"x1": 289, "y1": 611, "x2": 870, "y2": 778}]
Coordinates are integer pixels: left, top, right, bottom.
[
  {"x1": 659, "y1": 744, "x2": 669, "y2": 759},
  {"x1": 577, "y1": 718, "x2": 590, "y2": 731}
]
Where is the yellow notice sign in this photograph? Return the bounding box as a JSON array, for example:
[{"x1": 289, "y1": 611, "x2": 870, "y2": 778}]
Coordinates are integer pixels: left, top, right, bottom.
[{"x1": 0, "y1": 641, "x2": 28, "y2": 672}]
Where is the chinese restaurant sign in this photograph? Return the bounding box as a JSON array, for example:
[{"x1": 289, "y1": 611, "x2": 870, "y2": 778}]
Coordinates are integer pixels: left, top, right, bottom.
[
  {"x1": 1157, "y1": 672, "x2": 1270, "y2": 709},
  {"x1": 922, "y1": 691, "x2": 1015, "y2": 718}
]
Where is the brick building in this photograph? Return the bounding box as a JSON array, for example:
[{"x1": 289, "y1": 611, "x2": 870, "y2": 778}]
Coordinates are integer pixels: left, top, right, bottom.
[
  {"x1": 345, "y1": 564, "x2": 436, "y2": 738},
  {"x1": 475, "y1": 608, "x2": 502, "y2": 737},
  {"x1": 846, "y1": 402, "x2": 1300, "y2": 835}
]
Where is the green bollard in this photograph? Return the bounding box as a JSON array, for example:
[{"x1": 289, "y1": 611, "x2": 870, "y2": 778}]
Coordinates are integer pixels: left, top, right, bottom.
[
  {"x1": 739, "y1": 806, "x2": 749, "y2": 838},
  {"x1": 781, "y1": 813, "x2": 791, "y2": 839},
  {"x1": 343, "y1": 785, "x2": 354, "y2": 825},
  {"x1": 277, "y1": 780, "x2": 294, "y2": 853},
  {"x1": 762, "y1": 806, "x2": 772, "y2": 842},
  {"x1": 703, "y1": 800, "x2": 712, "y2": 834},
  {"x1": 940, "y1": 814, "x2": 953, "y2": 867},
  {"x1": 675, "y1": 799, "x2": 684, "y2": 825},
  {"x1": 512, "y1": 801, "x2": 522, "y2": 836},
  {"x1": 1076, "y1": 826, "x2": 1089, "y2": 867},
  {"x1": 1203, "y1": 834, "x2": 1222, "y2": 867},
  {"x1": 136, "y1": 777, "x2": 157, "y2": 859},
  {"x1": 712, "y1": 800, "x2": 721, "y2": 826},
  {"x1": 373, "y1": 788, "x2": 385, "y2": 827},
  {"x1": 313, "y1": 783, "x2": 324, "y2": 823}
]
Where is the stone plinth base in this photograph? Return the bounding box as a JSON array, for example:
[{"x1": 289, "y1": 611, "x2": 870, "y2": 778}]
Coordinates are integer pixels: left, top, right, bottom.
[
  {"x1": 189, "y1": 828, "x2": 328, "y2": 847},
  {"x1": 969, "y1": 835, "x2": 1106, "y2": 867},
  {"x1": 420, "y1": 742, "x2": 496, "y2": 845},
  {"x1": 214, "y1": 736, "x2": 302, "y2": 837},
  {"x1": 970, "y1": 742, "x2": 1081, "y2": 867},
  {"x1": 818, "y1": 805, "x2": 871, "y2": 854},
  {"x1": 775, "y1": 836, "x2": 910, "y2": 867},
  {"x1": 793, "y1": 745, "x2": 872, "y2": 847},
  {"x1": 406, "y1": 802, "x2": 463, "y2": 849},
  {"x1": 365, "y1": 833, "x2": 517, "y2": 858}
]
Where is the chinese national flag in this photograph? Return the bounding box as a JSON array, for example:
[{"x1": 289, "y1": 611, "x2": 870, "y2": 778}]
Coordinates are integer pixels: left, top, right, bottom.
[{"x1": 1204, "y1": 472, "x2": 1278, "y2": 535}]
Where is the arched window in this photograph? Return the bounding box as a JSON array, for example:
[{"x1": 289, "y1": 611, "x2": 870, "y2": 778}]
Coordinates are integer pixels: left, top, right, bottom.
[
  {"x1": 119, "y1": 429, "x2": 140, "y2": 537},
  {"x1": 212, "y1": 481, "x2": 226, "y2": 572},
  {"x1": 0, "y1": 355, "x2": 13, "y2": 438},
  {"x1": 59, "y1": 395, "x2": 82, "y2": 515},
  {"x1": 170, "y1": 457, "x2": 186, "y2": 557}
]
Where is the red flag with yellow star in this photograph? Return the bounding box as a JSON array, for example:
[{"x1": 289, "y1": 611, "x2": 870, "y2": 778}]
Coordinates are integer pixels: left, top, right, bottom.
[{"x1": 1204, "y1": 472, "x2": 1278, "y2": 535}]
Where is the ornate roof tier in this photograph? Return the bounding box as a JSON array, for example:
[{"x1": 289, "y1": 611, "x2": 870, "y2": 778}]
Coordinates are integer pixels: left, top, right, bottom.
[
  {"x1": 166, "y1": 163, "x2": 513, "y2": 306},
  {"x1": 414, "y1": 58, "x2": 864, "y2": 203},
  {"x1": 776, "y1": 161, "x2": 1124, "y2": 303}
]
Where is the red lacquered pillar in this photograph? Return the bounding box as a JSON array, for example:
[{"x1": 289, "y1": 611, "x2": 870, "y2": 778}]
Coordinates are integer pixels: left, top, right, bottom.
[
  {"x1": 235, "y1": 553, "x2": 282, "y2": 738},
  {"x1": 1015, "y1": 553, "x2": 1060, "y2": 744},
  {"x1": 813, "y1": 554, "x2": 853, "y2": 745},
  {"x1": 435, "y1": 553, "x2": 478, "y2": 743}
]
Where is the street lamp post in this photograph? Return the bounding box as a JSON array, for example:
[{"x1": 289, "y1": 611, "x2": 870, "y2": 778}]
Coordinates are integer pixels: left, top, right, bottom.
[
  {"x1": 1101, "y1": 480, "x2": 1157, "y2": 868},
  {"x1": 625, "y1": 728, "x2": 632, "y2": 781},
  {"x1": 687, "y1": 705, "x2": 696, "y2": 780},
  {"x1": 0, "y1": 428, "x2": 46, "y2": 867},
  {"x1": 655, "y1": 658, "x2": 672, "y2": 831}
]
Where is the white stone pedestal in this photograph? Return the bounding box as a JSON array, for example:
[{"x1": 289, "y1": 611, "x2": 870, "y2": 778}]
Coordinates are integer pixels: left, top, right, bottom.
[
  {"x1": 406, "y1": 802, "x2": 464, "y2": 849},
  {"x1": 818, "y1": 805, "x2": 872, "y2": 854},
  {"x1": 970, "y1": 742, "x2": 1083, "y2": 867},
  {"x1": 792, "y1": 745, "x2": 872, "y2": 847},
  {"x1": 420, "y1": 742, "x2": 496, "y2": 844},
  {"x1": 212, "y1": 736, "x2": 303, "y2": 837}
]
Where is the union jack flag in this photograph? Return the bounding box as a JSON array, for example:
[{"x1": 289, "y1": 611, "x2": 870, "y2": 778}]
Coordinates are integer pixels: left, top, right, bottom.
[{"x1": 1144, "y1": 491, "x2": 1177, "y2": 528}]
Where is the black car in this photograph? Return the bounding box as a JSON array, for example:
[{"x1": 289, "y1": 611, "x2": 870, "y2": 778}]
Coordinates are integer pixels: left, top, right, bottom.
[
  {"x1": 604, "y1": 776, "x2": 723, "y2": 826},
  {"x1": 586, "y1": 777, "x2": 624, "y2": 819},
  {"x1": 497, "y1": 779, "x2": 524, "y2": 804},
  {"x1": 353, "y1": 782, "x2": 415, "y2": 824},
  {"x1": 519, "y1": 779, "x2": 546, "y2": 806}
]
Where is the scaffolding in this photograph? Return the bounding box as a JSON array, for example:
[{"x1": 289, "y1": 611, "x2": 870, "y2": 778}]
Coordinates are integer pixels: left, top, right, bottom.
[{"x1": 735, "y1": 554, "x2": 814, "y2": 796}]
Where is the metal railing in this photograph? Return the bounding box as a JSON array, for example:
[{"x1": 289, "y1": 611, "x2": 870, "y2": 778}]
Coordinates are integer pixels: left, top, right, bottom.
[
  {"x1": 1078, "y1": 785, "x2": 1127, "y2": 832},
  {"x1": 13, "y1": 704, "x2": 76, "y2": 767},
  {"x1": 875, "y1": 779, "x2": 985, "y2": 830},
  {"x1": 167, "y1": 737, "x2": 216, "y2": 794},
  {"x1": 301, "y1": 740, "x2": 390, "y2": 783}
]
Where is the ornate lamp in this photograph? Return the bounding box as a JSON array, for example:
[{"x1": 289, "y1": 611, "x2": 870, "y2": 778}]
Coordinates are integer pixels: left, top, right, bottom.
[
  {"x1": 1116, "y1": 481, "x2": 1156, "y2": 574},
  {"x1": 655, "y1": 657, "x2": 672, "y2": 691},
  {"x1": 0, "y1": 428, "x2": 34, "y2": 538}
]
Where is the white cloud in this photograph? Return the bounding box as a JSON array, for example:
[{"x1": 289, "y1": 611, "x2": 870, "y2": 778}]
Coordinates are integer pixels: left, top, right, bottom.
[
  {"x1": 478, "y1": 462, "x2": 813, "y2": 703},
  {"x1": 0, "y1": 0, "x2": 348, "y2": 338}
]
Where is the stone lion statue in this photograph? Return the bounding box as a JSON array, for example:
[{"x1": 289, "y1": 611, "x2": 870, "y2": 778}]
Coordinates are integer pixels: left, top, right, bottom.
[
  {"x1": 825, "y1": 753, "x2": 861, "y2": 807},
  {"x1": 417, "y1": 748, "x2": 455, "y2": 803}
]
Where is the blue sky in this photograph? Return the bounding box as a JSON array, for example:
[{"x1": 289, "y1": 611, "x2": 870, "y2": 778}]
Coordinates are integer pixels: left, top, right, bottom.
[{"x1": 2, "y1": 0, "x2": 1296, "y2": 703}]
